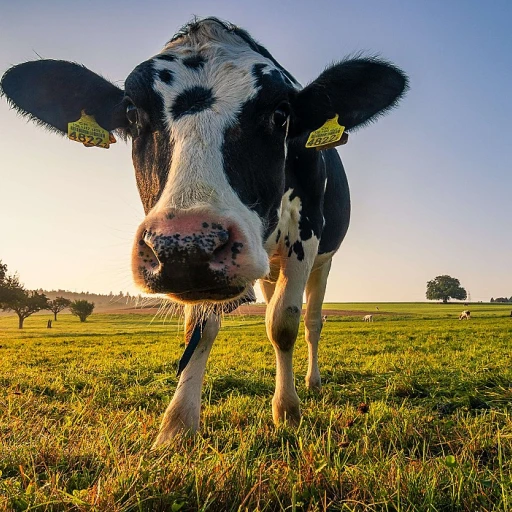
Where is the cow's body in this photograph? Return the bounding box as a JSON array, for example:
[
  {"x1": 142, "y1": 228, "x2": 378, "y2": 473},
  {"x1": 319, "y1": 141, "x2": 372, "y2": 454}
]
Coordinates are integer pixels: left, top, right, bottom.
[
  {"x1": 1, "y1": 18, "x2": 407, "y2": 446},
  {"x1": 459, "y1": 310, "x2": 471, "y2": 320}
]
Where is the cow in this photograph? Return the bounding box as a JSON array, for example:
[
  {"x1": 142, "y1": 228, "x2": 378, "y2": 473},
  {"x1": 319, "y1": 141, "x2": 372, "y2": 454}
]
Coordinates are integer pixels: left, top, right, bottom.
[
  {"x1": 322, "y1": 315, "x2": 328, "y2": 323},
  {"x1": 363, "y1": 314, "x2": 373, "y2": 322},
  {"x1": 459, "y1": 310, "x2": 471, "y2": 320},
  {"x1": 0, "y1": 17, "x2": 407, "y2": 447}
]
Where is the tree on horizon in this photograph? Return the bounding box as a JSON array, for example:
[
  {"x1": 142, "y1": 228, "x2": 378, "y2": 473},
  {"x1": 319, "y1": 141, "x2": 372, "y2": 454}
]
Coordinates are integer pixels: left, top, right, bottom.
[
  {"x1": 426, "y1": 275, "x2": 467, "y2": 303},
  {"x1": 69, "y1": 300, "x2": 95, "y2": 322},
  {"x1": 48, "y1": 296, "x2": 72, "y2": 321},
  {"x1": 1, "y1": 260, "x2": 50, "y2": 328}
]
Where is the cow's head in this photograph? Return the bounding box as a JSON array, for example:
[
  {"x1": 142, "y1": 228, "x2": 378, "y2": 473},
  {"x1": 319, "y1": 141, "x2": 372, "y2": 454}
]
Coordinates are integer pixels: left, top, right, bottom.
[{"x1": 1, "y1": 18, "x2": 407, "y2": 304}]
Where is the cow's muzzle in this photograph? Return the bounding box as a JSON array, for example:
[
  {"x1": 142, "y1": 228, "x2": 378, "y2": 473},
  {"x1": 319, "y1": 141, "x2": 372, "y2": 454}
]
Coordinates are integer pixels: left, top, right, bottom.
[{"x1": 132, "y1": 209, "x2": 266, "y2": 302}]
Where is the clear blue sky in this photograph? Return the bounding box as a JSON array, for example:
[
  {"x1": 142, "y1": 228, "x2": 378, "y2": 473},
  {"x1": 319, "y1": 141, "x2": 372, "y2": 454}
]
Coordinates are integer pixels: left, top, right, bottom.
[{"x1": 1, "y1": 0, "x2": 511, "y2": 301}]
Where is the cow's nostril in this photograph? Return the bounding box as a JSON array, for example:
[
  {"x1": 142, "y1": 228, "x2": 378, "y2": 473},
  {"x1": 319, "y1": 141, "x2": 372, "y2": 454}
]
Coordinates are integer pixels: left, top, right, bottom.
[
  {"x1": 212, "y1": 229, "x2": 230, "y2": 255},
  {"x1": 217, "y1": 229, "x2": 229, "y2": 244},
  {"x1": 137, "y1": 238, "x2": 160, "y2": 270}
]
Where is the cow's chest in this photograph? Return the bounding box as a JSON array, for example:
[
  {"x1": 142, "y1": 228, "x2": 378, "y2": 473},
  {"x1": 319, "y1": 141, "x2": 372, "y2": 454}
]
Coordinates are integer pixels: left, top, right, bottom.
[{"x1": 263, "y1": 188, "x2": 320, "y2": 281}]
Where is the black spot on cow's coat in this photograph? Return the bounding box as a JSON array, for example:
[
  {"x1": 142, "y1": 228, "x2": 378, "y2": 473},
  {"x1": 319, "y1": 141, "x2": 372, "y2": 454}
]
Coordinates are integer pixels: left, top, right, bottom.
[
  {"x1": 171, "y1": 86, "x2": 215, "y2": 120},
  {"x1": 251, "y1": 63, "x2": 284, "y2": 89},
  {"x1": 202, "y1": 222, "x2": 209, "y2": 228},
  {"x1": 126, "y1": 60, "x2": 156, "y2": 91},
  {"x1": 231, "y1": 242, "x2": 243, "y2": 259},
  {"x1": 251, "y1": 63, "x2": 267, "y2": 82},
  {"x1": 158, "y1": 69, "x2": 173, "y2": 85},
  {"x1": 276, "y1": 229, "x2": 281, "y2": 243},
  {"x1": 183, "y1": 54, "x2": 206, "y2": 69},
  {"x1": 156, "y1": 53, "x2": 176, "y2": 62},
  {"x1": 292, "y1": 241, "x2": 305, "y2": 261}
]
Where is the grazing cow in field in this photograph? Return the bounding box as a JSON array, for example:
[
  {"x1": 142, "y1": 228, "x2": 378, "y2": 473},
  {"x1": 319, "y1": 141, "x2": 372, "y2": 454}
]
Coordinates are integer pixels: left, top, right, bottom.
[
  {"x1": 459, "y1": 310, "x2": 471, "y2": 320},
  {"x1": 322, "y1": 315, "x2": 328, "y2": 323},
  {"x1": 363, "y1": 314, "x2": 373, "y2": 322},
  {"x1": 1, "y1": 17, "x2": 407, "y2": 446}
]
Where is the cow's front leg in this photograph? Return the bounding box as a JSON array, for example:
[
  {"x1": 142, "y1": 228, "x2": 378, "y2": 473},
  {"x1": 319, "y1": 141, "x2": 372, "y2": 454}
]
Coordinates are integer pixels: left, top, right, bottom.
[
  {"x1": 265, "y1": 241, "x2": 317, "y2": 426},
  {"x1": 153, "y1": 305, "x2": 220, "y2": 448}
]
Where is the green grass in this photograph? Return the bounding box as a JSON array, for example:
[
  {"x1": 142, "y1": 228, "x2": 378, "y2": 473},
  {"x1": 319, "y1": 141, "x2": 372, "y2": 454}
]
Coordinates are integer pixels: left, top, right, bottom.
[{"x1": 0, "y1": 304, "x2": 511, "y2": 511}]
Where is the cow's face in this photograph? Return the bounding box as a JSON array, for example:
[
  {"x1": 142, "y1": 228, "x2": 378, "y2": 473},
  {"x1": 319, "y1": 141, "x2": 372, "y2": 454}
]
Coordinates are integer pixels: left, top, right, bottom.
[
  {"x1": 0, "y1": 19, "x2": 408, "y2": 304},
  {"x1": 123, "y1": 31, "x2": 298, "y2": 302}
]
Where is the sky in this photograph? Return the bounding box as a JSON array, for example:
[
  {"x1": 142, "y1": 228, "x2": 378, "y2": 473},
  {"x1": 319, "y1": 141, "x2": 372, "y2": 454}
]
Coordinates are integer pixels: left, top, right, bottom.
[{"x1": 0, "y1": 0, "x2": 511, "y2": 302}]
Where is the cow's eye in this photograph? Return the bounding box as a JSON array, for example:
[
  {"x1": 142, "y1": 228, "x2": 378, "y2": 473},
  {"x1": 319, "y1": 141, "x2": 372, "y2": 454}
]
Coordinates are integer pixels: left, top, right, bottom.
[
  {"x1": 126, "y1": 104, "x2": 141, "y2": 137},
  {"x1": 126, "y1": 104, "x2": 139, "y2": 125},
  {"x1": 273, "y1": 102, "x2": 290, "y2": 129}
]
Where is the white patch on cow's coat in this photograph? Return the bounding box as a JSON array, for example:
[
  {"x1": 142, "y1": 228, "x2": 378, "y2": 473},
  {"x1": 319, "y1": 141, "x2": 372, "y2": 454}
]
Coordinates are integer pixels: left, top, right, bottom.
[
  {"x1": 264, "y1": 188, "x2": 302, "y2": 256},
  {"x1": 148, "y1": 32, "x2": 294, "y2": 282}
]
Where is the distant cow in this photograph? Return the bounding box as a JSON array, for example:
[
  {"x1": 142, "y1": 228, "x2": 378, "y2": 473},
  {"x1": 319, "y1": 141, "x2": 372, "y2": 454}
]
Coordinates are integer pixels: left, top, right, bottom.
[
  {"x1": 363, "y1": 314, "x2": 373, "y2": 322},
  {"x1": 322, "y1": 315, "x2": 327, "y2": 323},
  {"x1": 1, "y1": 17, "x2": 407, "y2": 446},
  {"x1": 459, "y1": 310, "x2": 471, "y2": 320}
]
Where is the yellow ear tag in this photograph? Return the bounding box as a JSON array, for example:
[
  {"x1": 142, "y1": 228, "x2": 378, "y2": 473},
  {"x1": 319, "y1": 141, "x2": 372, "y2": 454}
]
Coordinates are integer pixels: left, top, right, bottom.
[
  {"x1": 67, "y1": 111, "x2": 116, "y2": 149},
  {"x1": 305, "y1": 114, "x2": 345, "y2": 150}
]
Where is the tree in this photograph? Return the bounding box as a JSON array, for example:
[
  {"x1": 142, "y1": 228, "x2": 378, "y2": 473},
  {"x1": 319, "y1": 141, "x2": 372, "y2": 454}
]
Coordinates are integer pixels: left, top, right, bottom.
[
  {"x1": 0, "y1": 260, "x2": 7, "y2": 283},
  {"x1": 69, "y1": 300, "x2": 95, "y2": 322},
  {"x1": 0, "y1": 261, "x2": 49, "y2": 328},
  {"x1": 426, "y1": 275, "x2": 467, "y2": 303},
  {"x1": 1, "y1": 278, "x2": 49, "y2": 328},
  {"x1": 48, "y1": 296, "x2": 72, "y2": 321},
  {"x1": 0, "y1": 271, "x2": 22, "y2": 306}
]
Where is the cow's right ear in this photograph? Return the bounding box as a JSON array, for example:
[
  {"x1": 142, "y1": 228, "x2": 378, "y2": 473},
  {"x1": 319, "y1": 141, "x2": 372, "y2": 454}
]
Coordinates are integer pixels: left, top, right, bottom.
[{"x1": 1, "y1": 59, "x2": 127, "y2": 135}]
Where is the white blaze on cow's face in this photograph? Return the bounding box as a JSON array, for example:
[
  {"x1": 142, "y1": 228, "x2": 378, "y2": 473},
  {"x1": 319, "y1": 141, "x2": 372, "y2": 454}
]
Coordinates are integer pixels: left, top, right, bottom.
[{"x1": 127, "y1": 21, "x2": 299, "y2": 303}]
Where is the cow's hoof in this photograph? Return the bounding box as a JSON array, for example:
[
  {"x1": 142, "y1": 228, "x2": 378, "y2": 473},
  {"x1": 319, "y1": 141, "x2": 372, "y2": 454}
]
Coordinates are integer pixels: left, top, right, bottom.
[
  {"x1": 272, "y1": 396, "x2": 301, "y2": 427},
  {"x1": 151, "y1": 407, "x2": 199, "y2": 449},
  {"x1": 151, "y1": 423, "x2": 197, "y2": 449},
  {"x1": 306, "y1": 376, "x2": 322, "y2": 393}
]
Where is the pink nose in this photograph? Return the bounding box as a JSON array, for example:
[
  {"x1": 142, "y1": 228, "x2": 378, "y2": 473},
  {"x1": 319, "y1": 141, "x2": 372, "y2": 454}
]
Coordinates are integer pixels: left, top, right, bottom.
[{"x1": 132, "y1": 211, "x2": 248, "y2": 301}]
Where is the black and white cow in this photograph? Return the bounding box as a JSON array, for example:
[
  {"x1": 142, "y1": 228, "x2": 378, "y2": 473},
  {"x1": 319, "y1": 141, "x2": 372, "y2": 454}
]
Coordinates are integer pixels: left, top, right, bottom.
[
  {"x1": 1, "y1": 18, "x2": 407, "y2": 446},
  {"x1": 459, "y1": 310, "x2": 471, "y2": 320}
]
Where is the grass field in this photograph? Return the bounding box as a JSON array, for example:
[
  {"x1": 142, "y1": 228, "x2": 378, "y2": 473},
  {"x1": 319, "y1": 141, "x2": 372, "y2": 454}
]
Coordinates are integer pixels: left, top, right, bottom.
[{"x1": 0, "y1": 303, "x2": 511, "y2": 511}]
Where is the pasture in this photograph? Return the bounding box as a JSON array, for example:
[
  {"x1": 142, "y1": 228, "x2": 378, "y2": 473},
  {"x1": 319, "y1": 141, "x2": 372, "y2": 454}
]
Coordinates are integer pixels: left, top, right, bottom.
[{"x1": 1, "y1": 303, "x2": 511, "y2": 511}]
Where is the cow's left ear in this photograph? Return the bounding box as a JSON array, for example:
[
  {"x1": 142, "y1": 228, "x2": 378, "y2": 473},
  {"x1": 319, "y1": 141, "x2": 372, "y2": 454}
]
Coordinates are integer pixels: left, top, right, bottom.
[
  {"x1": 289, "y1": 57, "x2": 408, "y2": 138},
  {"x1": 1, "y1": 59, "x2": 127, "y2": 135}
]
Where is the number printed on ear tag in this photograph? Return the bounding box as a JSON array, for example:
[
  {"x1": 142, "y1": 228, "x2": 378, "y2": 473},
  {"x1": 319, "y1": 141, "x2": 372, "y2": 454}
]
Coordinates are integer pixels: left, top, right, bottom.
[
  {"x1": 305, "y1": 114, "x2": 345, "y2": 149},
  {"x1": 67, "y1": 111, "x2": 116, "y2": 149}
]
